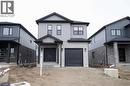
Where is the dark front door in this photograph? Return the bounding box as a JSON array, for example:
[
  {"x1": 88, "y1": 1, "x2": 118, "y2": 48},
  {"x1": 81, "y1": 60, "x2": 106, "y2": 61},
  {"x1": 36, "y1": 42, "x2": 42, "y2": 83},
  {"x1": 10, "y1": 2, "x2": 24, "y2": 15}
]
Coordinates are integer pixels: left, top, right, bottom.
[
  {"x1": 65, "y1": 48, "x2": 83, "y2": 66},
  {"x1": 44, "y1": 48, "x2": 56, "y2": 62},
  {"x1": 119, "y1": 48, "x2": 126, "y2": 62},
  {"x1": 0, "y1": 47, "x2": 7, "y2": 62}
]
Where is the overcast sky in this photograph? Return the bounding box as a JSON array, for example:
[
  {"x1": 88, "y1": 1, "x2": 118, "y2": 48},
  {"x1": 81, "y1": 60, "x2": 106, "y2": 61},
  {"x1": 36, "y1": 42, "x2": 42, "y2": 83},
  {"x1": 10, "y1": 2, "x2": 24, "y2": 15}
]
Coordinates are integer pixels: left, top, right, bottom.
[{"x1": 0, "y1": 0, "x2": 130, "y2": 38}]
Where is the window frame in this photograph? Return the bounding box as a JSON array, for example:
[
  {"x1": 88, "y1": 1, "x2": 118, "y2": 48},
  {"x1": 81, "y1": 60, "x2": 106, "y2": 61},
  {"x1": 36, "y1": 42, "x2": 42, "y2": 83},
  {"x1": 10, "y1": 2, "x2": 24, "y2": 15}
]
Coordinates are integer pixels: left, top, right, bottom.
[
  {"x1": 56, "y1": 25, "x2": 62, "y2": 35},
  {"x1": 73, "y1": 26, "x2": 84, "y2": 35},
  {"x1": 116, "y1": 29, "x2": 121, "y2": 36},
  {"x1": 3, "y1": 27, "x2": 13, "y2": 36},
  {"x1": 111, "y1": 29, "x2": 121, "y2": 36},
  {"x1": 47, "y1": 25, "x2": 53, "y2": 35}
]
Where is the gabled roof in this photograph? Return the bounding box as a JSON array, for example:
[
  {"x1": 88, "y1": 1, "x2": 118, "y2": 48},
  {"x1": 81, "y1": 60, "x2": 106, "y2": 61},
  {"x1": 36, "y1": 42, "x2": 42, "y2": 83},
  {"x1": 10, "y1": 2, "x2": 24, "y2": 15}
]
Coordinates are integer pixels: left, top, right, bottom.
[
  {"x1": 36, "y1": 12, "x2": 89, "y2": 26},
  {"x1": 35, "y1": 34, "x2": 63, "y2": 44},
  {"x1": 88, "y1": 16, "x2": 130, "y2": 40},
  {"x1": 0, "y1": 22, "x2": 36, "y2": 40},
  {"x1": 36, "y1": 12, "x2": 72, "y2": 23}
]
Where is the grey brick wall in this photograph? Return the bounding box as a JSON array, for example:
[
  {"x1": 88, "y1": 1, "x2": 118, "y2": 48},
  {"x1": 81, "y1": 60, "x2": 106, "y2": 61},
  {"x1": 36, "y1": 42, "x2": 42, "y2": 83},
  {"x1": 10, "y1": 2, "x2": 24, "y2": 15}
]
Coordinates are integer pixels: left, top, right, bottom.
[
  {"x1": 107, "y1": 45, "x2": 115, "y2": 65},
  {"x1": 88, "y1": 46, "x2": 107, "y2": 66}
]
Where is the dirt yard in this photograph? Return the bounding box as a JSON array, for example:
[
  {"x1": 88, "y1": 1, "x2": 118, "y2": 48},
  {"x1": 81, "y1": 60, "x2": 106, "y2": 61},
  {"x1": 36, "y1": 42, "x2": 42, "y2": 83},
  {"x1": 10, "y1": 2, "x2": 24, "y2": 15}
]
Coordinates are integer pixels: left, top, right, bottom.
[{"x1": 9, "y1": 67, "x2": 130, "y2": 86}]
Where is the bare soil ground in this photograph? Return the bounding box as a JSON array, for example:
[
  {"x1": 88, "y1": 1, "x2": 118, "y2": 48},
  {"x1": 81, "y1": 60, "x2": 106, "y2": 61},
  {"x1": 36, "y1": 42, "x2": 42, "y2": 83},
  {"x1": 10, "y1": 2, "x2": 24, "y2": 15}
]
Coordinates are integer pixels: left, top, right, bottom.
[
  {"x1": 117, "y1": 65, "x2": 130, "y2": 80},
  {"x1": 9, "y1": 67, "x2": 130, "y2": 86}
]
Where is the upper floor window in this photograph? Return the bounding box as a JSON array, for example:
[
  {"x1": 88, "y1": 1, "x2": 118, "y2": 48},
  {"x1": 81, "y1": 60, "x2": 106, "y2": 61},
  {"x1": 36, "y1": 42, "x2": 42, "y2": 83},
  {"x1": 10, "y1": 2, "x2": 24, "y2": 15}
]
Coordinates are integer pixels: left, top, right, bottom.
[
  {"x1": 73, "y1": 26, "x2": 83, "y2": 35},
  {"x1": 3, "y1": 27, "x2": 13, "y2": 35},
  {"x1": 111, "y1": 29, "x2": 121, "y2": 36},
  {"x1": 47, "y1": 25, "x2": 52, "y2": 35},
  {"x1": 56, "y1": 25, "x2": 62, "y2": 35}
]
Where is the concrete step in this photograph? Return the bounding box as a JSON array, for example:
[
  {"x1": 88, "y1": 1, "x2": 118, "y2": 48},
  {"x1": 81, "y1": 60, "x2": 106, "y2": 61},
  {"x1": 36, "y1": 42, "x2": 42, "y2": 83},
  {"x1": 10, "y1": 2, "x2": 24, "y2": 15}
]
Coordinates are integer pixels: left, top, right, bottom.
[{"x1": 37, "y1": 62, "x2": 60, "y2": 68}]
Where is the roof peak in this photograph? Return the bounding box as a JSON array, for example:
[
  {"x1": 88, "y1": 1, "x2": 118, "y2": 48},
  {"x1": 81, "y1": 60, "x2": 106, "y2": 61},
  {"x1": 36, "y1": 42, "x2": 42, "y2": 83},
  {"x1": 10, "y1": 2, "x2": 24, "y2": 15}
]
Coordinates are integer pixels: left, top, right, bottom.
[{"x1": 36, "y1": 12, "x2": 89, "y2": 25}]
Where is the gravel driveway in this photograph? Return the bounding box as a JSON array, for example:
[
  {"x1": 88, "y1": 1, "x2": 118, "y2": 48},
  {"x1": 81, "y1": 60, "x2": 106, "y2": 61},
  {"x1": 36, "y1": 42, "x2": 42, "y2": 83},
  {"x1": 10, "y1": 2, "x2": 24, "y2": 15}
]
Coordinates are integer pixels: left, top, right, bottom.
[{"x1": 9, "y1": 67, "x2": 130, "y2": 86}]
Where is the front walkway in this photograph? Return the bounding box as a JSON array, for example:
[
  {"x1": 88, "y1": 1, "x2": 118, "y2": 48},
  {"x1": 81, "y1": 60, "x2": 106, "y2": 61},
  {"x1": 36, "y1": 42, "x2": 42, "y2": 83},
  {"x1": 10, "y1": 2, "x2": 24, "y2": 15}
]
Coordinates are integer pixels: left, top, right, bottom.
[{"x1": 9, "y1": 67, "x2": 130, "y2": 86}]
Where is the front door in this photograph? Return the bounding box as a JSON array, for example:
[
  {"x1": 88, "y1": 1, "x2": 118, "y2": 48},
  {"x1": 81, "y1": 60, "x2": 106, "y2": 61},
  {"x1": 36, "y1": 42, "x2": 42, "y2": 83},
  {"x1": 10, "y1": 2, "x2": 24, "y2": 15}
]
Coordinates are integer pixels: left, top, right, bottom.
[
  {"x1": 0, "y1": 47, "x2": 7, "y2": 62},
  {"x1": 44, "y1": 48, "x2": 56, "y2": 62},
  {"x1": 119, "y1": 48, "x2": 126, "y2": 62}
]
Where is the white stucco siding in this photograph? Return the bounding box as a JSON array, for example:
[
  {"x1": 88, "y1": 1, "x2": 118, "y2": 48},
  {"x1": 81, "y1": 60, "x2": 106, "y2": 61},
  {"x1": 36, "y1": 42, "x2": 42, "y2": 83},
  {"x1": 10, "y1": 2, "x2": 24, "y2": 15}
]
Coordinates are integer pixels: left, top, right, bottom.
[
  {"x1": 20, "y1": 28, "x2": 36, "y2": 50},
  {"x1": 38, "y1": 23, "x2": 70, "y2": 41},
  {"x1": 89, "y1": 29, "x2": 106, "y2": 50}
]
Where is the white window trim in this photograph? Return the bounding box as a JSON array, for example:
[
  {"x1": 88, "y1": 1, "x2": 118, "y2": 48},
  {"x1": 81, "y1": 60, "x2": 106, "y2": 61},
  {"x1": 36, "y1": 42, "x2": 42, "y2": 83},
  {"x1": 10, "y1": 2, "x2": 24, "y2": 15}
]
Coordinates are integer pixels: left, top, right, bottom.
[
  {"x1": 3, "y1": 27, "x2": 13, "y2": 35},
  {"x1": 56, "y1": 25, "x2": 62, "y2": 35},
  {"x1": 73, "y1": 26, "x2": 84, "y2": 35}
]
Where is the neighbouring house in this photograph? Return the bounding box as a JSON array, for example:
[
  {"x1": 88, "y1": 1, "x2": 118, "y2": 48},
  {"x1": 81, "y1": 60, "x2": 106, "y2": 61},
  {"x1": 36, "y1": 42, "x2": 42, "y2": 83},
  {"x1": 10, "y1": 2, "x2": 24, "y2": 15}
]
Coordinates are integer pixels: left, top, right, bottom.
[
  {"x1": 0, "y1": 22, "x2": 37, "y2": 65},
  {"x1": 88, "y1": 16, "x2": 130, "y2": 67},
  {"x1": 35, "y1": 12, "x2": 90, "y2": 67}
]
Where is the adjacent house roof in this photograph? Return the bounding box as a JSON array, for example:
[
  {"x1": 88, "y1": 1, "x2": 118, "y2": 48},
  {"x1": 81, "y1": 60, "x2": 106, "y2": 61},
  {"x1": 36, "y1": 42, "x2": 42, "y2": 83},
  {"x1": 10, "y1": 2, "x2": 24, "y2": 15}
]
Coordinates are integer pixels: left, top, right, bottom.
[
  {"x1": 35, "y1": 34, "x2": 63, "y2": 44},
  {"x1": 0, "y1": 22, "x2": 37, "y2": 40},
  {"x1": 36, "y1": 12, "x2": 89, "y2": 26},
  {"x1": 68, "y1": 38, "x2": 91, "y2": 42},
  {"x1": 88, "y1": 16, "x2": 130, "y2": 40}
]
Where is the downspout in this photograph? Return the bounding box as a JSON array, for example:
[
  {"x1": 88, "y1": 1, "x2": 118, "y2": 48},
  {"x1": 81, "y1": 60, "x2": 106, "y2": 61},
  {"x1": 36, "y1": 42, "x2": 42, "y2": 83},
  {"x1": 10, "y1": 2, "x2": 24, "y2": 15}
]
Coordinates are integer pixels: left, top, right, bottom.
[{"x1": 105, "y1": 27, "x2": 108, "y2": 65}]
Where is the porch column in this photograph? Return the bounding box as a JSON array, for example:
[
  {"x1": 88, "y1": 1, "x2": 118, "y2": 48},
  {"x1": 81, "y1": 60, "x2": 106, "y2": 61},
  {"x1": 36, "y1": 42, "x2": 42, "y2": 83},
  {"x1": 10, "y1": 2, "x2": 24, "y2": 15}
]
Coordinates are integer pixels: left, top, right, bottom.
[
  {"x1": 113, "y1": 42, "x2": 119, "y2": 65},
  {"x1": 58, "y1": 44, "x2": 61, "y2": 67},
  {"x1": 38, "y1": 46, "x2": 40, "y2": 64},
  {"x1": 61, "y1": 48, "x2": 65, "y2": 67},
  {"x1": 40, "y1": 47, "x2": 43, "y2": 76},
  {"x1": 7, "y1": 43, "x2": 11, "y2": 63},
  {"x1": 17, "y1": 45, "x2": 20, "y2": 64}
]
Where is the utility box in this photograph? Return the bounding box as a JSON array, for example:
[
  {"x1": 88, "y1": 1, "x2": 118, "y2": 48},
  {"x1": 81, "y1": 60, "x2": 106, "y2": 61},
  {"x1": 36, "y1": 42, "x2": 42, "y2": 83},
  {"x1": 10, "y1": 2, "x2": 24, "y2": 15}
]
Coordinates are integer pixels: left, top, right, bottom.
[
  {"x1": 104, "y1": 68, "x2": 118, "y2": 78},
  {"x1": 10, "y1": 82, "x2": 31, "y2": 86}
]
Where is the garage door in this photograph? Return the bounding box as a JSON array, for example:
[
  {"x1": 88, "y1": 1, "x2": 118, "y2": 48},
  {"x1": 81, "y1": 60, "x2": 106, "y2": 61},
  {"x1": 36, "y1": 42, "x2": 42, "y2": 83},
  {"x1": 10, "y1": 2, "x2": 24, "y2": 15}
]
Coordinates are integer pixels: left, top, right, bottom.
[{"x1": 65, "y1": 48, "x2": 83, "y2": 66}]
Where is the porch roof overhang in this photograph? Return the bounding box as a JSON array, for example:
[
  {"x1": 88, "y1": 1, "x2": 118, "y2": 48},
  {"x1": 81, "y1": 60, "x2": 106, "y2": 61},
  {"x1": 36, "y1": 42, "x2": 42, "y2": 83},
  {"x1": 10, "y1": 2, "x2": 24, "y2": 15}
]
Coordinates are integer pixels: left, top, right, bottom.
[
  {"x1": 0, "y1": 40, "x2": 20, "y2": 45},
  {"x1": 35, "y1": 34, "x2": 63, "y2": 45},
  {"x1": 68, "y1": 38, "x2": 91, "y2": 43},
  {"x1": 104, "y1": 37, "x2": 130, "y2": 45}
]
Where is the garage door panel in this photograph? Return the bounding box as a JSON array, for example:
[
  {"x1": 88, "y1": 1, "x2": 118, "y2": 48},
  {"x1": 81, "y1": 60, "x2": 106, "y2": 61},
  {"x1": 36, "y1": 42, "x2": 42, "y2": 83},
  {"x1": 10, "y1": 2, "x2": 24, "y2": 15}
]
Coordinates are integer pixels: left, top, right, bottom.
[{"x1": 65, "y1": 48, "x2": 83, "y2": 66}]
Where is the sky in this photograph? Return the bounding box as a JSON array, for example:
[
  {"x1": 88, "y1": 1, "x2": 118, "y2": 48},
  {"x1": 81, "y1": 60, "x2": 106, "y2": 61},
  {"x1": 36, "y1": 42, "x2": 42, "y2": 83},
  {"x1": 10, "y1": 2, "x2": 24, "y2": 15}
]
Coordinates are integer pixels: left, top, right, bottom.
[{"x1": 0, "y1": 0, "x2": 130, "y2": 38}]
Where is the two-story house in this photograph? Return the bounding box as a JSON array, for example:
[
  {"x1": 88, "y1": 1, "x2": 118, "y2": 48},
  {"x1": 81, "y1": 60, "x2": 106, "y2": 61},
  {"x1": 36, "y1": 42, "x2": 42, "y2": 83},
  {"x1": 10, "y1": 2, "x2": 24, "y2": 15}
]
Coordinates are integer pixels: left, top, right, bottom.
[
  {"x1": 88, "y1": 17, "x2": 130, "y2": 67},
  {"x1": 0, "y1": 22, "x2": 37, "y2": 65},
  {"x1": 35, "y1": 12, "x2": 90, "y2": 67}
]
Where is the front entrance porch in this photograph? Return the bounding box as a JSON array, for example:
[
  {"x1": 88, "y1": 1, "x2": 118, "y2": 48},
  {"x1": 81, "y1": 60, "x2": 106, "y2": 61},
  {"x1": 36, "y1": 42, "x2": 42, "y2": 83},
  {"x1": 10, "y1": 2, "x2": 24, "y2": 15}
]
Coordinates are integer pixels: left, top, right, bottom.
[
  {"x1": 0, "y1": 41, "x2": 20, "y2": 64},
  {"x1": 35, "y1": 34, "x2": 63, "y2": 67},
  {"x1": 114, "y1": 43, "x2": 130, "y2": 64},
  {"x1": 39, "y1": 44, "x2": 62, "y2": 67},
  {"x1": 107, "y1": 42, "x2": 130, "y2": 65}
]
